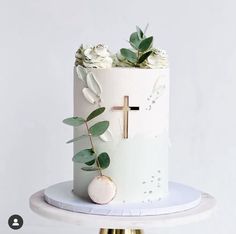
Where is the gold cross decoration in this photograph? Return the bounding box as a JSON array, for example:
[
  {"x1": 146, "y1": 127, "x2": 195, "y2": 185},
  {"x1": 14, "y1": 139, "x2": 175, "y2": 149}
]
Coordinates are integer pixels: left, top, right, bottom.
[{"x1": 112, "y1": 96, "x2": 139, "y2": 139}]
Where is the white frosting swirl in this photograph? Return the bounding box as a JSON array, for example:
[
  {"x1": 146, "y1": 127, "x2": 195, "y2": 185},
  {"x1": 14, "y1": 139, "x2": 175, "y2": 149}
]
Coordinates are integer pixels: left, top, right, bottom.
[
  {"x1": 144, "y1": 48, "x2": 169, "y2": 69},
  {"x1": 75, "y1": 44, "x2": 113, "y2": 68},
  {"x1": 114, "y1": 48, "x2": 169, "y2": 69}
]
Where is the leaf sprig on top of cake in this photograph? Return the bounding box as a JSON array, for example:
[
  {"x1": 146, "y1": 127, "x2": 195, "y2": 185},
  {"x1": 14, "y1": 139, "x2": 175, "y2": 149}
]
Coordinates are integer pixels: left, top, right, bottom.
[
  {"x1": 115, "y1": 25, "x2": 168, "y2": 68},
  {"x1": 74, "y1": 25, "x2": 168, "y2": 69}
]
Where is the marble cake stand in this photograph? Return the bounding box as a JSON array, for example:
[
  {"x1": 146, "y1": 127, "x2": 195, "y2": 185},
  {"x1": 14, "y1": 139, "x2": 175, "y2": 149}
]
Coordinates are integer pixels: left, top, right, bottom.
[{"x1": 29, "y1": 183, "x2": 216, "y2": 234}]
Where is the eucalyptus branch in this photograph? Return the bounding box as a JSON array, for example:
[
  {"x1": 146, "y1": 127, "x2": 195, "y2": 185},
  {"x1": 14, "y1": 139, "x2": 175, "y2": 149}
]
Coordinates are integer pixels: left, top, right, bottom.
[
  {"x1": 63, "y1": 107, "x2": 111, "y2": 173},
  {"x1": 85, "y1": 121, "x2": 103, "y2": 176},
  {"x1": 120, "y1": 25, "x2": 154, "y2": 67}
]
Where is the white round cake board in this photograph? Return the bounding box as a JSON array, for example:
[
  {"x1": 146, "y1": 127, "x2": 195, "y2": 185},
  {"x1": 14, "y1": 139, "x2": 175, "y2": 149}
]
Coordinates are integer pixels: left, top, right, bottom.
[{"x1": 44, "y1": 181, "x2": 202, "y2": 216}]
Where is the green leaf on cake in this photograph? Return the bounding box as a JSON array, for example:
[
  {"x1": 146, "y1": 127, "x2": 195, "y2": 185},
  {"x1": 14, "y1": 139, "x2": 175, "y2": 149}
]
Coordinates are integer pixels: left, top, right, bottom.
[
  {"x1": 85, "y1": 159, "x2": 96, "y2": 166},
  {"x1": 98, "y1": 152, "x2": 110, "y2": 169},
  {"x1": 89, "y1": 121, "x2": 109, "y2": 136},
  {"x1": 136, "y1": 26, "x2": 144, "y2": 39},
  {"x1": 63, "y1": 106, "x2": 111, "y2": 172},
  {"x1": 129, "y1": 32, "x2": 141, "y2": 49},
  {"x1": 66, "y1": 135, "x2": 88, "y2": 144},
  {"x1": 138, "y1": 51, "x2": 152, "y2": 63},
  {"x1": 120, "y1": 48, "x2": 138, "y2": 64},
  {"x1": 81, "y1": 166, "x2": 100, "y2": 171},
  {"x1": 73, "y1": 148, "x2": 95, "y2": 163},
  {"x1": 138, "y1": 36, "x2": 153, "y2": 52},
  {"x1": 116, "y1": 25, "x2": 156, "y2": 68},
  {"x1": 63, "y1": 117, "x2": 85, "y2": 126},
  {"x1": 87, "y1": 107, "x2": 105, "y2": 121}
]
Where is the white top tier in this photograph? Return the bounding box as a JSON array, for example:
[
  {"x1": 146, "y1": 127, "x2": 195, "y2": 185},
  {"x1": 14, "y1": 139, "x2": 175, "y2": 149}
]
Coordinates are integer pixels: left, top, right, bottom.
[{"x1": 73, "y1": 67, "x2": 169, "y2": 203}]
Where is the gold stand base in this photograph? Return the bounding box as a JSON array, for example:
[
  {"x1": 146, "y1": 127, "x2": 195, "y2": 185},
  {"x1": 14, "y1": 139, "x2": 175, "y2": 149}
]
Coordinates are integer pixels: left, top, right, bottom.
[{"x1": 99, "y1": 229, "x2": 144, "y2": 234}]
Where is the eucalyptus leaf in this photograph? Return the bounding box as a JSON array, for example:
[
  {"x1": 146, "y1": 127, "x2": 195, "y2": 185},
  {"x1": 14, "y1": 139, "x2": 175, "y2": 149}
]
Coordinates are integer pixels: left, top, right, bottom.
[
  {"x1": 98, "y1": 152, "x2": 110, "y2": 169},
  {"x1": 129, "y1": 32, "x2": 141, "y2": 49},
  {"x1": 87, "y1": 107, "x2": 105, "y2": 121},
  {"x1": 73, "y1": 148, "x2": 95, "y2": 163},
  {"x1": 138, "y1": 51, "x2": 152, "y2": 64},
  {"x1": 120, "y1": 48, "x2": 138, "y2": 64},
  {"x1": 85, "y1": 159, "x2": 96, "y2": 166},
  {"x1": 66, "y1": 135, "x2": 88, "y2": 144},
  {"x1": 129, "y1": 41, "x2": 139, "y2": 51},
  {"x1": 136, "y1": 26, "x2": 144, "y2": 39},
  {"x1": 89, "y1": 121, "x2": 109, "y2": 136},
  {"x1": 138, "y1": 36, "x2": 153, "y2": 52},
  {"x1": 81, "y1": 166, "x2": 100, "y2": 171},
  {"x1": 63, "y1": 117, "x2": 85, "y2": 126}
]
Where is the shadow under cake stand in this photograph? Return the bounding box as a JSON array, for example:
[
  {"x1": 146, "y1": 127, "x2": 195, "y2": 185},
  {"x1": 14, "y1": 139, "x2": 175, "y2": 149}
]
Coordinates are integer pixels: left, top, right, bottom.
[{"x1": 29, "y1": 181, "x2": 216, "y2": 234}]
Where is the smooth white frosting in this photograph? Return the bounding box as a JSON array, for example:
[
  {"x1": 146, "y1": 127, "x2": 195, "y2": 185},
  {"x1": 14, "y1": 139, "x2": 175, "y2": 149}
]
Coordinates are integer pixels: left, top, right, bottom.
[{"x1": 73, "y1": 67, "x2": 169, "y2": 203}]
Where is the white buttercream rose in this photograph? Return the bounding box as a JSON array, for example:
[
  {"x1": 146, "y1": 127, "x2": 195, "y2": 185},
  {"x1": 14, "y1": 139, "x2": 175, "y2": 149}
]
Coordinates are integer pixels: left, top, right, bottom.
[
  {"x1": 75, "y1": 44, "x2": 113, "y2": 68},
  {"x1": 113, "y1": 48, "x2": 169, "y2": 69},
  {"x1": 144, "y1": 48, "x2": 169, "y2": 69}
]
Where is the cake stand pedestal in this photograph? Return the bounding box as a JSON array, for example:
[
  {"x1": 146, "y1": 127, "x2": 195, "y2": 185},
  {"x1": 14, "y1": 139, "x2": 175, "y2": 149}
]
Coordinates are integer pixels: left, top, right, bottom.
[{"x1": 29, "y1": 187, "x2": 215, "y2": 234}]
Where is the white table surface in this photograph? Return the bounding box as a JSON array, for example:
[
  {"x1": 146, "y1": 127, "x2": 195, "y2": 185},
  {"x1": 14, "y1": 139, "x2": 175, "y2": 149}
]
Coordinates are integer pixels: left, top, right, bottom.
[{"x1": 29, "y1": 190, "x2": 216, "y2": 229}]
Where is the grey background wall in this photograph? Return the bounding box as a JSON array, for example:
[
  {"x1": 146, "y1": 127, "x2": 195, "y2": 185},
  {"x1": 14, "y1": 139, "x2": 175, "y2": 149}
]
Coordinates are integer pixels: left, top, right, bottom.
[{"x1": 0, "y1": 0, "x2": 235, "y2": 233}]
